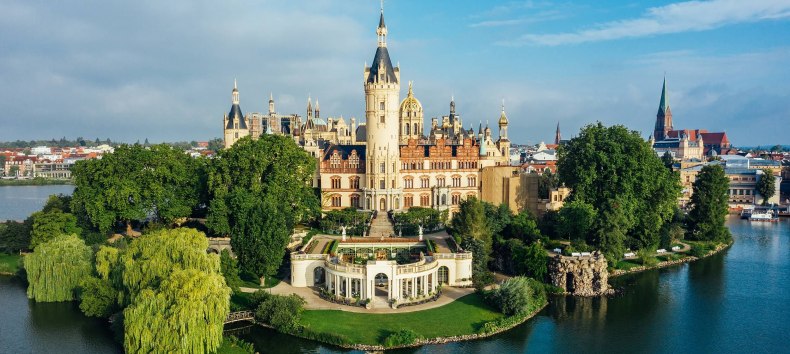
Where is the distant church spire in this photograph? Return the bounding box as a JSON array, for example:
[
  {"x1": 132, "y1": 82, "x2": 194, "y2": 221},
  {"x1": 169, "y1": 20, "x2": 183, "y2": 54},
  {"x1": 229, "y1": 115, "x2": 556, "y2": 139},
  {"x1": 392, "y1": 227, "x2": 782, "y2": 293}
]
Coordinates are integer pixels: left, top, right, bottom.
[
  {"x1": 555, "y1": 122, "x2": 562, "y2": 145},
  {"x1": 654, "y1": 76, "x2": 673, "y2": 141}
]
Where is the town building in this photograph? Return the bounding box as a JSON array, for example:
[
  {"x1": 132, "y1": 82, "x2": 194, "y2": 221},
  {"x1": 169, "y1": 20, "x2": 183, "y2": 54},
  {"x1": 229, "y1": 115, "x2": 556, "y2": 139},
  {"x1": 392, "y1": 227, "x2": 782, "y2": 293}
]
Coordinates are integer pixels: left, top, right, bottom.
[{"x1": 650, "y1": 78, "x2": 735, "y2": 160}]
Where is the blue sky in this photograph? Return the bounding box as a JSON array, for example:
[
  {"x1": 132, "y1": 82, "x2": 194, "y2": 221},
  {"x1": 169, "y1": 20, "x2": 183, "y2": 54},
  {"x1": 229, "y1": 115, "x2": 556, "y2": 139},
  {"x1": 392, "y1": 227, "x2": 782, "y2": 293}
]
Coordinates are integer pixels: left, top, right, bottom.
[{"x1": 1, "y1": 0, "x2": 788, "y2": 146}]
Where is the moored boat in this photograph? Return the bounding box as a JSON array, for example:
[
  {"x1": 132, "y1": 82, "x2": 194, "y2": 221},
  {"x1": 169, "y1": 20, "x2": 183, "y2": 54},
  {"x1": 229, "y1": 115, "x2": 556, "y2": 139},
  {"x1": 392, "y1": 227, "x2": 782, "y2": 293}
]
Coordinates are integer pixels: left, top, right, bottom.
[{"x1": 749, "y1": 209, "x2": 779, "y2": 222}]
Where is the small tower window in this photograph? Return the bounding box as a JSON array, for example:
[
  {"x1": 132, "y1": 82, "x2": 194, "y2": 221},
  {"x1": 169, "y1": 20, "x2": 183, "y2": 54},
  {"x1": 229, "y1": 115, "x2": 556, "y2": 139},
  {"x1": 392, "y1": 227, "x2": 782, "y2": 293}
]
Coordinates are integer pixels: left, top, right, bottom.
[{"x1": 380, "y1": 115, "x2": 385, "y2": 123}]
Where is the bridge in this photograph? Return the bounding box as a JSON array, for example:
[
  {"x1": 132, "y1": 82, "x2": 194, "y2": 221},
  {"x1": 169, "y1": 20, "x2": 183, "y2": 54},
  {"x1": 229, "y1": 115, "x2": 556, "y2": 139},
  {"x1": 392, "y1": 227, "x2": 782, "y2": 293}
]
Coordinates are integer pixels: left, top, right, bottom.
[{"x1": 224, "y1": 311, "x2": 254, "y2": 324}]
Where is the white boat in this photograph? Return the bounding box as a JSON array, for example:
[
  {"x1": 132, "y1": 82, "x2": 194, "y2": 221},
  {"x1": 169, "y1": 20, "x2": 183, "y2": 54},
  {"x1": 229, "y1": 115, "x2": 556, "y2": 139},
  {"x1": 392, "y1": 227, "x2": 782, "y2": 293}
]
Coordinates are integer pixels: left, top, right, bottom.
[{"x1": 749, "y1": 210, "x2": 778, "y2": 222}]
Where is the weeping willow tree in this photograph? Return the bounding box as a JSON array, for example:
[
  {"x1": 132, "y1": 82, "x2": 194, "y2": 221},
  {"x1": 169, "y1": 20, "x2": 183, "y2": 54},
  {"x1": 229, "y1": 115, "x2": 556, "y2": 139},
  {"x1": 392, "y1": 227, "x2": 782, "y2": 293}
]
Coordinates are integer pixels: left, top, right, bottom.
[
  {"x1": 117, "y1": 228, "x2": 230, "y2": 354},
  {"x1": 25, "y1": 234, "x2": 92, "y2": 302},
  {"x1": 119, "y1": 228, "x2": 220, "y2": 305},
  {"x1": 124, "y1": 269, "x2": 230, "y2": 354}
]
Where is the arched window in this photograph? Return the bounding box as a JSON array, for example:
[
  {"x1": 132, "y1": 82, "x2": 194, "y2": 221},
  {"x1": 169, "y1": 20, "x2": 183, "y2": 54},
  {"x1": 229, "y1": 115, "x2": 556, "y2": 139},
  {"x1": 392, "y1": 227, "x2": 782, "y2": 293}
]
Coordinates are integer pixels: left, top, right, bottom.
[
  {"x1": 331, "y1": 176, "x2": 341, "y2": 189},
  {"x1": 350, "y1": 194, "x2": 360, "y2": 208},
  {"x1": 331, "y1": 195, "x2": 342, "y2": 207},
  {"x1": 349, "y1": 176, "x2": 360, "y2": 189}
]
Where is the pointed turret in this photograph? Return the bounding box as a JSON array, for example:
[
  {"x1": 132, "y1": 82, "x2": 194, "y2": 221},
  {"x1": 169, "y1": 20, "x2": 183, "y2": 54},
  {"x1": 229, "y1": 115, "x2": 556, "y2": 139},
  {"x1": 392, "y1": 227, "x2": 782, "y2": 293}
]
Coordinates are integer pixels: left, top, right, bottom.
[
  {"x1": 654, "y1": 76, "x2": 673, "y2": 141},
  {"x1": 555, "y1": 122, "x2": 562, "y2": 145},
  {"x1": 498, "y1": 100, "x2": 509, "y2": 141},
  {"x1": 315, "y1": 100, "x2": 320, "y2": 119},
  {"x1": 268, "y1": 92, "x2": 275, "y2": 115},
  {"x1": 226, "y1": 80, "x2": 246, "y2": 130}
]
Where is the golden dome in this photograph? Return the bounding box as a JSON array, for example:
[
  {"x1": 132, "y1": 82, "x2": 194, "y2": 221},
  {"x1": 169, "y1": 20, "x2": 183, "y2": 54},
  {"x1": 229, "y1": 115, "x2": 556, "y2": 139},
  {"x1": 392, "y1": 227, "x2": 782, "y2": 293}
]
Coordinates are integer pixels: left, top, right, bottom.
[{"x1": 400, "y1": 81, "x2": 423, "y2": 112}]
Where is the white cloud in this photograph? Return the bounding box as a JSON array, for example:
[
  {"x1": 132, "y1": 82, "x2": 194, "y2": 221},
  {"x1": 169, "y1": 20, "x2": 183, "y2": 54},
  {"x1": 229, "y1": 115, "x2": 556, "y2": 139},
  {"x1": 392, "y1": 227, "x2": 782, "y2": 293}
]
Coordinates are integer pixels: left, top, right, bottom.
[{"x1": 502, "y1": 0, "x2": 790, "y2": 46}]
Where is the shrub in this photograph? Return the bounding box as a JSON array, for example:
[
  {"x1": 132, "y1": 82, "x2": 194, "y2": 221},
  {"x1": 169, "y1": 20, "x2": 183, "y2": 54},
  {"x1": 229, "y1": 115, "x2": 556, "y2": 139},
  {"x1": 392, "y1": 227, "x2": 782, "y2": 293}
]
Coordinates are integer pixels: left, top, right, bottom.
[
  {"x1": 219, "y1": 336, "x2": 255, "y2": 354},
  {"x1": 637, "y1": 248, "x2": 658, "y2": 267},
  {"x1": 488, "y1": 276, "x2": 533, "y2": 316},
  {"x1": 254, "y1": 293, "x2": 306, "y2": 332},
  {"x1": 383, "y1": 329, "x2": 421, "y2": 347},
  {"x1": 690, "y1": 242, "x2": 717, "y2": 258}
]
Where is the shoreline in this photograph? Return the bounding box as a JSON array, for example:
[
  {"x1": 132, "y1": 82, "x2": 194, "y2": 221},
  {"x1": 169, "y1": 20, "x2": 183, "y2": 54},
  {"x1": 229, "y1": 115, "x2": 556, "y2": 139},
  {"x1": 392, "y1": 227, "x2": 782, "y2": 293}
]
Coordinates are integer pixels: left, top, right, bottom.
[
  {"x1": 610, "y1": 241, "x2": 733, "y2": 278},
  {"x1": 0, "y1": 179, "x2": 73, "y2": 187},
  {"x1": 248, "y1": 299, "x2": 550, "y2": 351}
]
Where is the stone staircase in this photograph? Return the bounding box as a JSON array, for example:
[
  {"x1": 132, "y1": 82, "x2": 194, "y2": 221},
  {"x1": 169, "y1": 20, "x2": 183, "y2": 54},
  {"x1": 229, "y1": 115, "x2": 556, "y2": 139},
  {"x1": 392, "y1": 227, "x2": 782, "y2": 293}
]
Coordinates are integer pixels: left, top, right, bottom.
[{"x1": 368, "y1": 214, "x2": 395, "y2": 238}]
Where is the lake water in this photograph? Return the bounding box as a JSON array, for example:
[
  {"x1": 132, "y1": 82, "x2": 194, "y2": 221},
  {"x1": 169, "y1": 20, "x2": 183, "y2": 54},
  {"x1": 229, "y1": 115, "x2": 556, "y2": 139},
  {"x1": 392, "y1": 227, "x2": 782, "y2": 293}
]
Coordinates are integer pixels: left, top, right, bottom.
[
  {"x1": 0, "y1": 185, "x2": 74, "y2": 221},
  {"x1": 1, "y1": 185, "x2": 788, "y2": 353}
]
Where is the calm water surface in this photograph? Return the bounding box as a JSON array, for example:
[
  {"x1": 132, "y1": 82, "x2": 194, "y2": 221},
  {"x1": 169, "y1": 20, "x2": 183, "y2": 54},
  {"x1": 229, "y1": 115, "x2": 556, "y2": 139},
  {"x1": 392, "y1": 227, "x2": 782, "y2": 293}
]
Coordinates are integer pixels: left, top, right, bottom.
[
  {"x1": 0, "y1": 184, "x2": 787, "y2": 353},
  {"x1": 0, "y1": 185, "x2": 74, "y2": 221}
]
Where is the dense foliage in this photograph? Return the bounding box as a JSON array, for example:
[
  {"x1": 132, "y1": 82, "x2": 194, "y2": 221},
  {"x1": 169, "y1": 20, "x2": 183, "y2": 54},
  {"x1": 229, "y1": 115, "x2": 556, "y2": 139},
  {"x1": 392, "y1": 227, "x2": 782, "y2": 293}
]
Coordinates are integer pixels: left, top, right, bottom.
[
  {"x1": 25, "y1": 234, "x2": 92, "y2": 302},
  {"x1": 0, "y1": 220, "x2": 32, "y2": 253},
  {"x1": 392, "y1": 207, "x2": 446, "y2": 236},
  {"x1": 71, "y1": 144, "x2": 204, "y2": 233},
  {"x1": 756, "y1": 169, "x2": 776, "y2": 205},
  {"x1": 687, "y1": 165, "x2": 731, "y2": 242},
  {"x1": 318, "y1": 208, "x2": 370, "y2": 236},
  {"x1": 78, "y1": 276, "x2": 119, "y2": 318},
  {"x1": 253, "y1": 292, "x2": 306, "y2": 332},
  {"x1": 557, "y1": 123, "x2": 681, "y2": 261},
  {"x1": 29, "y1": 210, "x2": 81, "y2": 249},
  {"x1": 220, "y1": 249, "x2": 243, "y2": 292},
  {"x1": 383, "y1": 329, "x2": 421, "y2": 347},
  {"x1": 207, "y1": 135, "x2": 319, "y2": 281},
  {"x1": 556, "y1": 200, "x2": 596, "y2": 242},
  {"x1": 451, "y1": 198, "x2": 548, "y2": 285},
  {"x1": 488, "y1": 276, "x2": 535, "y2": 316},
  {"x1": 124, "y1": 268, "x2": 230, "y2": 354},
  {"x1": 538, "y1": 170, "x2": 559, "y2": 199}
]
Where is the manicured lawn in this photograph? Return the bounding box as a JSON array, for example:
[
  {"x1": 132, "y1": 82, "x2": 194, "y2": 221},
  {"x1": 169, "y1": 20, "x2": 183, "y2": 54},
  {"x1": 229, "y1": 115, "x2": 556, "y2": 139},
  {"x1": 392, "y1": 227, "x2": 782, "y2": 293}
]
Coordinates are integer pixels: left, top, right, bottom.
[
  {"x1": 0, "y1": 253, "x2": 22, "y2": 274},
  {"x1": 238, "y1": 271, "x2": 281, "y2": 289},
  {"x1": 299, "y1": 292, "x2": 504, "y2": 345}
]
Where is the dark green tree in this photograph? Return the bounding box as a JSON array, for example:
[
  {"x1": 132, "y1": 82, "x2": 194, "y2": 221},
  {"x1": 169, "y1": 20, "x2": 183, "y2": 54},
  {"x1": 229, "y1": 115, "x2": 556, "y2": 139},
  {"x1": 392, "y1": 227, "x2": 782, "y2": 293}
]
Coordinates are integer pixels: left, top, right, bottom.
[
  {"x1": 449, "y1": 197, "x2": 493, "y2": 255},
  {"x1": 522, "y1": 242, "x2": 548, "y2": 280},
  {"x1": 756, "y1": 169, "x2": 776, "y2": 205},
  {"x1": 557, "y1": 123, "x2": 680, "y2": 257},
  {"x1": 29, "y1": 210, "x2": 82, "y2": 249},
  {"x1": 0, "y1": 219, "x2": 32, "y2": 252},
  {"x1": 557, "y1": 200, "x2": 597, "y2": 242},
  {"x1": 220, "y1": 249, "x2": 243, "y2": 292},
  {"x1": 78, "y1": 276, "x2": 118, "y2": 318},
  {"x1": 206, "y1": 135, "x2": 319, "y2": 283},
  {"x1": 71, "y1": 144, "x2": 202, "y2": 233},
  {"x1": 504, "y1": 210, "x2": 542, "y2": 244},
  {"x1": 687, "y1": 165, "x2": 731, "y2": 242}
]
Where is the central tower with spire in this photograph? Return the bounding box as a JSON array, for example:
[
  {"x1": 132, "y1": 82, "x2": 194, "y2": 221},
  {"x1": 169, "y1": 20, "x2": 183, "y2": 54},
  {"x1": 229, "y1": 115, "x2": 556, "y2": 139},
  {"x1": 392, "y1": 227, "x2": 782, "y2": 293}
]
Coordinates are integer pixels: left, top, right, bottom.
[
  {"x1": 364, "y1": 5, "x2": 402, "y2": 211},
  {"x1": 654, "y1": 77, "x2": 673, "y2": 141}
]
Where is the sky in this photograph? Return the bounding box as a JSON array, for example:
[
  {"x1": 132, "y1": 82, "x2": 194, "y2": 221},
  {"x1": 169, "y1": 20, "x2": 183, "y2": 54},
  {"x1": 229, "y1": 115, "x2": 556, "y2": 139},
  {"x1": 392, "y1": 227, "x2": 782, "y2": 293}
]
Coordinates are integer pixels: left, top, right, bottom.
[{"x1": 1, "y1": 0, "x2": 789, "y2": 146}]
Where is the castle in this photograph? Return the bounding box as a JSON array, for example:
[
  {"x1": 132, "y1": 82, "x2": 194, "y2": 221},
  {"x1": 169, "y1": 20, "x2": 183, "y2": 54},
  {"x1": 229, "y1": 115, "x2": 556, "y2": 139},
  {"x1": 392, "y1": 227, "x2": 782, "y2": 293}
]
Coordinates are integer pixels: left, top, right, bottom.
[{"x1": 223, "y1": 9, "x2": 513, "y2": 216}]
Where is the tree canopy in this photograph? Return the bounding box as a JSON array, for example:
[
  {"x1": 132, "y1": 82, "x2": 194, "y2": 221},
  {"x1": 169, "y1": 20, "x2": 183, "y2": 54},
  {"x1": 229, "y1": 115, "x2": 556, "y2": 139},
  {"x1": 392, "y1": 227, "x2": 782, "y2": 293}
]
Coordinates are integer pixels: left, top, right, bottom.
[
  {"x1": 70, "y1": 144, "x2": 203, "y2": 233},
  {"x1": 557, "y1": 123, "x2": 680, "y2": 260},
  {"x1": 25, "y1": 234, "x2": 92, "y2": 302},
  {"x1": 29, "y1": 210, "x2": 82, "y2": 249},
  {"x1": 756, "y1": 169, "x2": 776, "y2": 205},
  {"x1": 206, "y1": 135, "x2": 319, "y2": 279},
  {"x1": 687, "y1": 165, "x2": 731, "y2": 242}
]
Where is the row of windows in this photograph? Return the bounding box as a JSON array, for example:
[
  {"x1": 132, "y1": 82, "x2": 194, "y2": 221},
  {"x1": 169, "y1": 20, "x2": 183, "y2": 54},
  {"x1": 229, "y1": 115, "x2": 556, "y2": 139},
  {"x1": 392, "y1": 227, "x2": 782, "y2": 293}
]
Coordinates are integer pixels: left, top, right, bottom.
[
  {"x1": 729, "y1": 189, "x2": 753, "y2": 196},
  {"x1": 403, "y1": 193, "x2": 470, "y2": 208},
  {"x1": 327, "y1": 176, "x2": 477, "y2": 189},
  {"x1": 330, "y1": 194, "x2": 361, "y2": 208},
  {"x1": 329, "y1": 176, "x2": 360, "y2": 189},
  {"x1": 328, "y1": 153, "x2": 361, "y2": 169},
  {"x1": 401, "y1": 161, "x2": 479, "y2": 170}
]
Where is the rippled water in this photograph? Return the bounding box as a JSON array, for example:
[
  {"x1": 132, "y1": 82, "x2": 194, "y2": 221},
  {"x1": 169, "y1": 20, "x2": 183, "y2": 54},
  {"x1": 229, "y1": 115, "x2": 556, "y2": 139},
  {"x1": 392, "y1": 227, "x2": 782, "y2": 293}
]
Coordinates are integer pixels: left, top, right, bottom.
[{"x1": 1, "y1": 184, "x2": 787, "y2": 354}]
